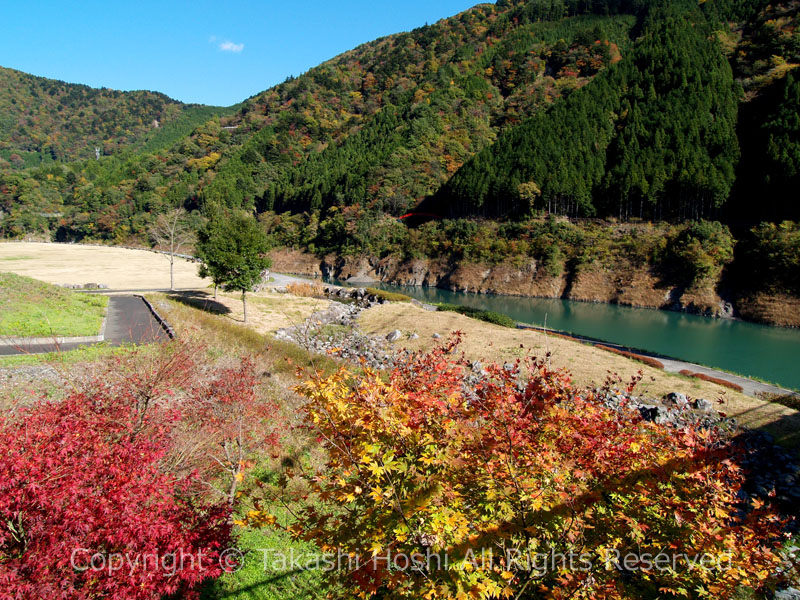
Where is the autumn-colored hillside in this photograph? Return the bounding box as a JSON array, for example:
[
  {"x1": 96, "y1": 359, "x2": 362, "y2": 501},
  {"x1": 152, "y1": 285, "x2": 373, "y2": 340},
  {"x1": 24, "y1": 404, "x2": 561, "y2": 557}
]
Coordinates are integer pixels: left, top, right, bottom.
[
  {"x1": 0, "y1": 0, "x2": 798, "y2": 318},
  {"x1": 0, "y1": 66, "x2": 231, "y2": 168},
  {"x1": 0, "y1": 1, "x2": 640, "y2": 239}
]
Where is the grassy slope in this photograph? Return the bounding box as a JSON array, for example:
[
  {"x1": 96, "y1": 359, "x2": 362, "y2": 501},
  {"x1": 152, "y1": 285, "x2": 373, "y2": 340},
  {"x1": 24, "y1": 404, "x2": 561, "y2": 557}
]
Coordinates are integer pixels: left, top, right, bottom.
[
  {"x1": 0, "y1": 272, "x2": 107, "y2": 336},
  {"x1": 150, "y1": 294, "x2": 339, "y2": 599},
  {"x1": 200, "y1": 511, "x2": 329, "y2": 600}
]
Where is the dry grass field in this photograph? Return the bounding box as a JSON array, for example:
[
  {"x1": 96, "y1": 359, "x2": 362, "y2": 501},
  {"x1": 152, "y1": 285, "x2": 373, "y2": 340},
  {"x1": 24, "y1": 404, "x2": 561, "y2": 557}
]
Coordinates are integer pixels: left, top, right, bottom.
[
  {"x1": 3, "y1": 241, "x2": 797, "y2": 448},
  {"x1": 162, "y1": 290, "x2": 329, "y2": 335},
  {"x1": 0, "y1": 242, "x2": 328, "y2": 337},
  {"x1": 359, "y1": 302, "x2": 800, "y2": 448},
  {"x1": 0, "y1": 242, "x2": 207, "y2": 289}
]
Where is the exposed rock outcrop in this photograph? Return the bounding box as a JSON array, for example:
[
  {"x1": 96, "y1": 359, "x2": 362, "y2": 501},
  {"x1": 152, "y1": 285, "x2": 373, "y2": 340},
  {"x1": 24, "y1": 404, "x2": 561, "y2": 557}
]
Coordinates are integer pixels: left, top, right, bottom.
[{"x1": 268, "y1": 250, "x2": 796, "y2": 326}]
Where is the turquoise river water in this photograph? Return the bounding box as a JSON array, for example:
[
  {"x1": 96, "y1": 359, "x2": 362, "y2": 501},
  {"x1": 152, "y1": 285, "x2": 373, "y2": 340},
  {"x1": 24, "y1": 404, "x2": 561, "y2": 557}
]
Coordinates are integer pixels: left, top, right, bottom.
[{"x1": 333, "y1": 281, "x2": 800, "y2": 391}]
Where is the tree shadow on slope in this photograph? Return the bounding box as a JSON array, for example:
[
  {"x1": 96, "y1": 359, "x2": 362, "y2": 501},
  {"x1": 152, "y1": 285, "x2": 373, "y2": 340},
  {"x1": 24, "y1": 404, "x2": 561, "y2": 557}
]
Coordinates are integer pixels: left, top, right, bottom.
[{"x1": 167, "y1": 290, "x2": 231, "y2": 316}]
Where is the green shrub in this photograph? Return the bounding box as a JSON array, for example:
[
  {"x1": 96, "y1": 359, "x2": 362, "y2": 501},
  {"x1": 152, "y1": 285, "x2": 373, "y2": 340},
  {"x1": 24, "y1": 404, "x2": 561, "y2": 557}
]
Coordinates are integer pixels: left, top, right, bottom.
[
  {"x1": 744, "y1": 221, "x2": 800, "y2": 293},
  {"x1": 365, "y1": 287, "x2": 411, "y2": 302},
  {"x1": 541, "y1": 243, "x2": 565, "y2": 277},
  {"x1": 436, "y1": 303, "x2": 516, "y2": 327},
  {"x1": 663, "y1": 220, "x2": 734, "y2": 283}
]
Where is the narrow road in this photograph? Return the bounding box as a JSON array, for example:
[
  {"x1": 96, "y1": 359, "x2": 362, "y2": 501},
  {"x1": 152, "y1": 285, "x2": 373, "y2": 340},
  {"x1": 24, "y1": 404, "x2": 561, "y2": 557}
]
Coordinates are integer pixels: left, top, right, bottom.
[
  {"x1": 103, "y1": 296, "x2": 169, "y2": 345},
  {"x1": 0, "y1": 340, "x2": 103, "y2": 356},
  {"x1": 0, "y1": 296, "x2": 168, "y2": 356},
  {"x1": 657, "y1": 357, "x2": 795, "y2": 399}
]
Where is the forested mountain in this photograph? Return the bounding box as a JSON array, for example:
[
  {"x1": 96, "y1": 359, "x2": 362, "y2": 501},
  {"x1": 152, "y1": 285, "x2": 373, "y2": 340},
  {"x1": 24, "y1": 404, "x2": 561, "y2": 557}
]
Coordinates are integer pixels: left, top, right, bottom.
[
  {"x1": 429, "y1": 0, "x2": 800, "y2": 222},
  {"x1": 0, "y1": 0, "x2": 798, "y2": 243},
  {"x1": 0, "y1": 66, "x2": 232, "y2": 168},
  {"x1": 198, "y1": 4, "x2": 636, "y2": 215},
  {"x1": 0, "y1": 0, "x2": 641, "y2": 239}
]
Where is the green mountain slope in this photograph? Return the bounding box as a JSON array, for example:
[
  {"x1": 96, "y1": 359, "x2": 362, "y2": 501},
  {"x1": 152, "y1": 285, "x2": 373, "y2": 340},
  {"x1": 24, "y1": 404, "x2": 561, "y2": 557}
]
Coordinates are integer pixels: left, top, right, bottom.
[
  {"x1": 428, "y1": 0, "x2": 800, "y2": 222},
  {"x1": 1, "y1": 0, "x2": 799, "y2": 245},
  {"x1": 0, "y1": 66, "x2": 232, "y2": 168}
]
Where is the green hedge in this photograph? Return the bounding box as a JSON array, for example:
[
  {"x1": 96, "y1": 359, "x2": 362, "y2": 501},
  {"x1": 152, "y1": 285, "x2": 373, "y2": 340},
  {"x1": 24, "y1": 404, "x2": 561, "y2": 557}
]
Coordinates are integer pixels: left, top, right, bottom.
[{"x1": 436, "y1": 303, "x2": 516, "y2": 328}]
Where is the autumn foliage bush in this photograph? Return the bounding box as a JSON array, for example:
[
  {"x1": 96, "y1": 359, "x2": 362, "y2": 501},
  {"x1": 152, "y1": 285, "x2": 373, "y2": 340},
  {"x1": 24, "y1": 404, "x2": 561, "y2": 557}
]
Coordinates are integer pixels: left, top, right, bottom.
[
  {"x1": 679, "y1": 369, "x2": 745, "y2": 392},
  {"x1": 278, "y1": 337, "x2": 791, "y2": 599},
  {"x1": 0, "y1": 389, "x2": 229, "y2": 599},
  {"x1": 0, "y1": 341, "x2": 280, "y2": 599},
  {"x1": 596, "y1": 344, "x2": 665, "y2": 369},
  {"x1": 286, "y1": 281, "x2": 326, "y2": 297}
]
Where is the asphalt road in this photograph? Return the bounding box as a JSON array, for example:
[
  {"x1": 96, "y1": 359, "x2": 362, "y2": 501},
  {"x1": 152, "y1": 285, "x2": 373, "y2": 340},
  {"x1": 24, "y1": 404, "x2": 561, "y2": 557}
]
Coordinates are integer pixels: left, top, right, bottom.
[
  {"x1": 104, "y1": 296, "x2": 169, "y2": 344},
  {"x1": 0, "y1": 296, "x2": 168, "y2": 356}
]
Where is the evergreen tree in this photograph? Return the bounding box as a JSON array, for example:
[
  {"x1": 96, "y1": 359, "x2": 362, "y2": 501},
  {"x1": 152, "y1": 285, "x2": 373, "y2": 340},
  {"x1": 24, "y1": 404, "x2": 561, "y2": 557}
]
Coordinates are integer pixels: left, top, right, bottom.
[{"x1": 431, "y1": 0, "x2": 740, "y2": 222}]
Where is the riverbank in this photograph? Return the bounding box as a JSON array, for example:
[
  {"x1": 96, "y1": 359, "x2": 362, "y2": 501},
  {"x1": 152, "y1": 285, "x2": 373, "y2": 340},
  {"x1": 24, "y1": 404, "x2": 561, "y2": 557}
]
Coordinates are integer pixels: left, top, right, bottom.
[
  {"x1": 356, "y1": 301, "x2": 800, "y2": 448},
  {"x1": 278, "y1": 282, "x2": 798, "y2": 400},
  {"x1": 3, "y1": 241, "x2": 797, "y2": 394},
  {"x1": 267, "y1": 248, "x2": 800, "y2": 328},
  {"x1": 260, "y1": 281, "x2": 800, "y2": 449},
  {"x1": 512, "y1": 322, "x2": 798, "y2": 400},
  {"x1": 268, "y1": 249, "x2": 800, "y2": 390}
]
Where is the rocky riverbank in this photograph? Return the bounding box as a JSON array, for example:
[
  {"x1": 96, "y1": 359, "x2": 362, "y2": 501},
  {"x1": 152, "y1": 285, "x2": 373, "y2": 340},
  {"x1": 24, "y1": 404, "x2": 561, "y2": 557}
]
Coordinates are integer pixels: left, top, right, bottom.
[
  {"x1": 275, "y1": 299, "x2": 396, "y2": 369},
  {"x1": 274, "y1": 286, "x2": 428, "y2": 368},
  {"x1": 275, "y1": 292, "x2": 735, "y2": 429},
  {"x1": 268, "y1": 249, "x2": 800, "y2": 327}
]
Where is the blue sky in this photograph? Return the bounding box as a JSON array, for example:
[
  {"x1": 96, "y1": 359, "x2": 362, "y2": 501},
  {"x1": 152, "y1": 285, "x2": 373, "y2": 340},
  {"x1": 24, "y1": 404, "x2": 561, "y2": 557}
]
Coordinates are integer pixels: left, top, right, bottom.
[{"x1": 0, "y1": 0, "x2": 484, "y2": 106}]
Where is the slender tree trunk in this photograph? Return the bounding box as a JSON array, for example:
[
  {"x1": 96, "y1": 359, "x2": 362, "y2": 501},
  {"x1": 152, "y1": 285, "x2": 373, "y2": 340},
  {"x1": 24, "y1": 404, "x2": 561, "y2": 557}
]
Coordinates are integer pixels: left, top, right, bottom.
[
  {"x1": 242, "y1": 291, "x2": 247, "y2": 324},
  {"x1": 169, "y1": 255, "x2": 174, "y2": 291},
  {"x1": 228, "y1": 468, "x2": 240, "y2": 506},
  {"x1": 214, "y1": 284, "x2": 218, "y2": 300}
]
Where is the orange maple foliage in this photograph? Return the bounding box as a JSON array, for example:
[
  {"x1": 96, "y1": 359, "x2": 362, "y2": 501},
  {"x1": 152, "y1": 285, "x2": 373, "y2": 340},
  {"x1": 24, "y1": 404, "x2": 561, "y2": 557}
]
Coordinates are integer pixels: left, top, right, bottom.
[{"x1": 256, "y1": 336, "x2": 793, "y2": 599}]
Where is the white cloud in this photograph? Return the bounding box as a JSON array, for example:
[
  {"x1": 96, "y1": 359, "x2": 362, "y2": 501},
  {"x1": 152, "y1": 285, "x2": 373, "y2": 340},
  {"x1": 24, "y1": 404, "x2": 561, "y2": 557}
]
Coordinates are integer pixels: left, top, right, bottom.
[{"x1": 219, "y1": 40, "x2": 244, "y2": 53}]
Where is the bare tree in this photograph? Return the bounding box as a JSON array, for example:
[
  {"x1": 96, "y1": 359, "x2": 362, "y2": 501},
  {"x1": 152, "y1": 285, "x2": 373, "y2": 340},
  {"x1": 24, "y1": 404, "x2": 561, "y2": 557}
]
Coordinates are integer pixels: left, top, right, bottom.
[{"x1": 149, "y1": 209, "x2": 195, "y2": 291}]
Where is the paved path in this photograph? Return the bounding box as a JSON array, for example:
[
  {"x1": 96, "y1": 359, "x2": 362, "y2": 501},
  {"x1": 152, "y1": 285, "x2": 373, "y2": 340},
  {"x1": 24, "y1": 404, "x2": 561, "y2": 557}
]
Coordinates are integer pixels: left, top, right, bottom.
[
  {"x1": 269, "y1": 273, "x2": 315, "y2": 287},
  {"x1": 103, "y1": 296, "x2": 169, "y2": 345},
  {"x1": 657, "y1": 357, "x2": 795, "y2": 399},
  {"x1": 0, "y1": 296, "x2": 168, "y2": 356},
  {"x1": 0, "y1": 340, "x2": 105, "y2": 356}
]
